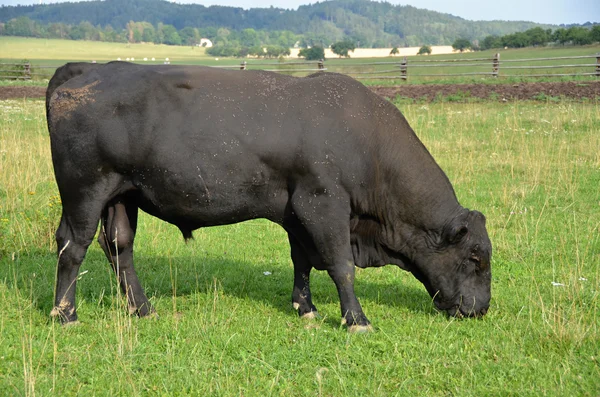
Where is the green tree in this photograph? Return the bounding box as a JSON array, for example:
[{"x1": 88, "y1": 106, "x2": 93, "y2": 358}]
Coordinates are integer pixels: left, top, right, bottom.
[
  {"x1": 480, "y1": 35, "x2": 502, "y2": 50},
  {"x1": 5, "y1": 16, "x2": 36, "y2": 37},
  {"x1": 524, "y1": 27, "x2": 548, "y2": 46},
  {"x1": 552, "y1": 28, "x2": 569, "y2": 45},
  {"x1": 206, "y1": 45, "x2": 240, "y2": 57},
  {"x1": 154, "y1": 22, "x2": 165, "y2": 44},
  {"x1": 567, "y1": 27, "x2": 592, "y2": 45},
  {"x1": 298, "y1": 46, "x2": 325, "y2": 60},
  {"x1": 389, "y1": 46, "x2": 399, "y2": 56},
  {"x1": 47, "y1": 23, "x2": 68, "y2": 39},
  {"x1": 141, "y1": 24, "x2": 156, "y2": 43},
  {"x1": 249, "y1": 45, "x2": 265, "y2": 57},
  {"x1": 180, "y1": 27, "x2": 200, "y2": 46},
  {"x1": 452, "y1": 38, "x2": 472, "y2": 52},
  {"x1": 502, "y1": 32, "x2": 530, "y2": 48},
  {"x1": 265, "y1": 45, "x2": 290, "y2": 58},
  {"x1": 331, "y1": 40, "x2": 355, "y2": 57},
  {"x1": 240, "y1": 28, "x2": 260, "y2": 47},
  {"x1": 277, "y1": 30, "x2": 298, "y2": 47},
  {"x1": 590, "y1": 25, "x2": 600, "y2": 43},
  {"x1": 417, "y1": 45, "x2": 431, "y2": 55},
  {"x1": 161, "y1": 24, "x2": 181, "y2": 45}
]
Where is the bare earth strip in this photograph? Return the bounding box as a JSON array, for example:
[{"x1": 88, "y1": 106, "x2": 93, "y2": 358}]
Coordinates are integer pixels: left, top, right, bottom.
[
  {"x1": 0, "y1": 86, "x2": 48, "y2": 100},
  {"x1": 370, "y1": 81, "x2": 600, "y2": 101},
  {"x1": 1, "y1": 81, "x2": 599, "y2": 101}
]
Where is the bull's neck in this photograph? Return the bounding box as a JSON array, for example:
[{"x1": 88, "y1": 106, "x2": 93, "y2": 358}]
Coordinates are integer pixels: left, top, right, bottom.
[{"x1": 358, "y1": 105, "x2": 462, "y2": 250}]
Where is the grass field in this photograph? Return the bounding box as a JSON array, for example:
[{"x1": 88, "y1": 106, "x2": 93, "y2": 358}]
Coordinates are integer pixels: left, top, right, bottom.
[
  {"x1": 2, "y1": 36, "x2": 600, "y2": 85},
  {"x1": 0, "y1": 95, "x2": 598, "y2": 395}
]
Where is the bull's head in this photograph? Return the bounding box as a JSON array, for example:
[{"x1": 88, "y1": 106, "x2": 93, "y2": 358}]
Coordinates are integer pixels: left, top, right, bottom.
[
  {"x1": 351, "y1": 207, "x2": 492, "y2": 318},
  {"x1": 410, "y1": 209, "x2": 492, "y2": 318}
]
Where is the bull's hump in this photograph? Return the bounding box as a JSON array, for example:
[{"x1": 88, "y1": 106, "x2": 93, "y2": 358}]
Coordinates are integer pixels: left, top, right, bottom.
[{"x1": 49, "y1": 80, "x2": 101, "y2": 122}]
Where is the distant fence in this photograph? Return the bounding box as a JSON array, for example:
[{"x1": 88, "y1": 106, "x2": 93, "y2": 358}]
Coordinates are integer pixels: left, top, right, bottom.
[
  {"x1": 0, "y1": 62, "x2": 57, "y2": 80},
  {"x1": 324, "y1": 53, "x2": 600, "y2": 80},
  {"x1": 2, "y1": 53, "x2": 600, "y2": 81}
]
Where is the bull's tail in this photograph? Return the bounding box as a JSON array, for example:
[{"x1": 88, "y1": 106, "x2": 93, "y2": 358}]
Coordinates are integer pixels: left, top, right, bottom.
[{"x1": 46, "y1": 62, "x2": 101, "y2": 125}]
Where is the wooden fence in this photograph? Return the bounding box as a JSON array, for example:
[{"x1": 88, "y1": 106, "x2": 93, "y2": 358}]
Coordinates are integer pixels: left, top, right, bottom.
[{"x1": 2, "y1": 53, "x2": 600, "y2": 81}]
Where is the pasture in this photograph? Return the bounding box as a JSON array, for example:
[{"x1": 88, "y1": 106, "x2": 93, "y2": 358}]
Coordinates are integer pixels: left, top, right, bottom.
[
  {"x1": 2, "y1": 36, "x2": 600, "y2": 85},
  {"x1": 0, "y1": 95, "x2": 598, "y2": 395}
]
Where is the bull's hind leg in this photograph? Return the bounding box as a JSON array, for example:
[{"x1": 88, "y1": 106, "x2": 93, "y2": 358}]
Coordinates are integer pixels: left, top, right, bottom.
[
  {"x1": 52, "y1": 202, "x2": 104, "y2": 323},
  {"x1": 288, "y1": 234, "x2": 319, "y2": 319},
  {"x1": 98, "y1": 198, "x2": 154, "y2": 317}
]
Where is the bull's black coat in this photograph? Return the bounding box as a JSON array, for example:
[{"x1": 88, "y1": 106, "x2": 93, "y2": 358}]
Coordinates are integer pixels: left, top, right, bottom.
[{"x1": 47, "y1": 62, "x2": 491, "y2": 330}]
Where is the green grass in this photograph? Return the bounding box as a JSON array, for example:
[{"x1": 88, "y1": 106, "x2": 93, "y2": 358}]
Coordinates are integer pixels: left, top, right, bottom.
[
  {"x1": 1, "y1": 97, "x2": 599, "y2": 395},
  {"x1": 2, "y1": 36, "x2": 600, "y2": 84}
]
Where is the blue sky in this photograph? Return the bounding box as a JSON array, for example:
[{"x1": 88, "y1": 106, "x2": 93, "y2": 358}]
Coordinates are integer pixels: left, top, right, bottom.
[{"x1": 1, "y1": 0, "x2": 599, "y2": 25}]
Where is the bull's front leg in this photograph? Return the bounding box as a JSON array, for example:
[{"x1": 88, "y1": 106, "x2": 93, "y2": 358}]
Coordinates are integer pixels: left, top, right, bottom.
[
  {"x1": 327, "y1": 260, "x2": 372, "y2": 333},
  {"x1": 290, "y1": 187, "x2": 372, "y2": 333}
]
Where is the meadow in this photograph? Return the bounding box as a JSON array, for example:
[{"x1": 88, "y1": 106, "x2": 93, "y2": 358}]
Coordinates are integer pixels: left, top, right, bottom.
[
  {"x1": 0, "y1": 93, "x2": 598, "y2": 395},
  {"x1": 2, "y1": 36, "x2": 600, "y2": 85}
]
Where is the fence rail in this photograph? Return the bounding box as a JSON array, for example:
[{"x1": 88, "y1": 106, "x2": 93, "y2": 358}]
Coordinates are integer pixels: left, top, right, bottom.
[{"x1": 1, "y1": 53, "x2": 599, "y2": 82}]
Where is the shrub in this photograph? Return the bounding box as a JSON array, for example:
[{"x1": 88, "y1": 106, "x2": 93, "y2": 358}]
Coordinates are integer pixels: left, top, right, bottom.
[
  {"x1": 417, "y1": 45, "x2": 432, "y2": 55},
  {"x1": 298, "y1": 46, "x2": 325, "y2": 61}
]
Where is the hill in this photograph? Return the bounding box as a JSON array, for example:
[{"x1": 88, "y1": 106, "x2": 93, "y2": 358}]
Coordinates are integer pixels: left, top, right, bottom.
[{"x1": 0, "y1": 0, "x2": 556, "y2": 47}]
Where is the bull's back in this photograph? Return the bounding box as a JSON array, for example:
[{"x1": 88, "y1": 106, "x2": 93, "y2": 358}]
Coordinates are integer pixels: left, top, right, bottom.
[{"x1": 47, "y1": 62, "x2": 383, "y2": 202}]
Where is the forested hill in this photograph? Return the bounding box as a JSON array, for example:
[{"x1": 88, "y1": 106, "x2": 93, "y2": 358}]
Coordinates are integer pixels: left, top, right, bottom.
[{"x1": 0, "y1": 0, "x2": 556, "y2": 46}]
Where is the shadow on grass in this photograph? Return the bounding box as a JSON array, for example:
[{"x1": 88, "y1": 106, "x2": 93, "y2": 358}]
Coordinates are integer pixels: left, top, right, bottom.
[{"x1": 6, "y1": 247, "x2": 436, "y2": 325}]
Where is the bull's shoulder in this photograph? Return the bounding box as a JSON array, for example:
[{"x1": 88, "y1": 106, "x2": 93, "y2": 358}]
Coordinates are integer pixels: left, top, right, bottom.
[
  {"x1": 304, "y1": 71, "x2": 367, "y2": 87},
  {"x1": 303, "y1": 72, "x2": 381, "y2": 101}
]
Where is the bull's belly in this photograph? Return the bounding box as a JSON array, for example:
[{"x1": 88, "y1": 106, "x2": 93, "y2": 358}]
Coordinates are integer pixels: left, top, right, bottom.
[{"x1": 132, "y1": 176, "x2": 289, "y2": 229}]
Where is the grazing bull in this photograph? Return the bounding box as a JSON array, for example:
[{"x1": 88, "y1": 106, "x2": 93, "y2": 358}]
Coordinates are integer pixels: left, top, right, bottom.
[{"x1": 46, "y1": 62, "x2": 491, "y2": 331}]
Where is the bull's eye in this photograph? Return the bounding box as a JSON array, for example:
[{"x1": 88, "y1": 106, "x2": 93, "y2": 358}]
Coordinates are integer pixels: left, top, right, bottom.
[
  {"x1": 469, "y1": 257, "x2": 482, "y2": 272},
  {"x1": 470, "y1": 245, "x2": 481, "y2": 266}
]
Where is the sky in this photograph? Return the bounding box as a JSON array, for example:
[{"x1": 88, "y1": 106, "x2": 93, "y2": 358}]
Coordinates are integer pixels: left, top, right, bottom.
[{"x1": 1, "y1": 0, "x2": 599, "y2": 25}]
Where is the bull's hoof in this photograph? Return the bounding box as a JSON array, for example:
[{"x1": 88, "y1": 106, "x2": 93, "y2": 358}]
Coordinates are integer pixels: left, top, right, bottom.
[
  {"x1": 348, "y1": 324, "x2": 374, "y2": 334},
  {"x1": 130, "y1": 302, "x2": 155, "y2": 318},
  {"x1": 50, "y1": 306, "x2": 77, "y2": 324},
  {"x1": 62, "y1": 320, "x2": 81, "y2": 327},
  {"x1": 294, "y1": 301, "x2": 319, "y2": 319},
  {"x1": 341, "y1": 315, "x2": 372, "y2": 333},
  {"x1": 300, "y1": 310, "x2": 319, "y2": 320},
  {"x1": 143, "y1": 311, "x2": 160, "y2": 320},
  {"x1": 50, "y1": 307, "x2": 60, "y2": 317}
]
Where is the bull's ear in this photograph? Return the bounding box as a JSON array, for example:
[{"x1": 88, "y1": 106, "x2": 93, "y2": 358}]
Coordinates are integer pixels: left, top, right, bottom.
[
  {"x1": 447, "y1": 223, "x2": 468, "y2": 244},
  {"x1": 444, "y1": 210, "x2": 472, "y2": 243},
  {"x1": 454, "y1": 225, "x2": 469, "y2": 242}
]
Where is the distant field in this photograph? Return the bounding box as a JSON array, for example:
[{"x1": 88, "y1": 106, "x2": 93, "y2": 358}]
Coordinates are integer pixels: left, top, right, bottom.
[
  {"x1": 1, "y1": 97, "x2": 598, "y2": 395},
  {"x1": 0, "y1": 36, "x2": 212, "y2": 65},
  {"x1": 1, "y1": 36, "x2": 600, "y2": 85}
]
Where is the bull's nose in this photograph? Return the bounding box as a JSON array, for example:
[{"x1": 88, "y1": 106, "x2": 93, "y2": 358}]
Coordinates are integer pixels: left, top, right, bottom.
[{"x1": 456, "y1": 305, "x2": 488, "y2": 318}]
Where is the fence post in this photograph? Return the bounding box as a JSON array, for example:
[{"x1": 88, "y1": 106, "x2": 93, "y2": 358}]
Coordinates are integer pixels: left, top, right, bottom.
[
  {"x1": 400, "y1": 57, "x2": 407, "y2": 80},
  {"x1": 318, "y1": 59, "x2": 325, "y2": 71},
  {"x1": 492, "y1": 53, "x2": 500, "y2": 78},
  {"x1": 24, "y1": 62, "x2": 31, "y2": 80},
  {"x1": 240, "y1": 61, "x2": 247, "y2": 70},
  {"x1": 596, "y1": 53, "x2": 600, "y2": 78}
]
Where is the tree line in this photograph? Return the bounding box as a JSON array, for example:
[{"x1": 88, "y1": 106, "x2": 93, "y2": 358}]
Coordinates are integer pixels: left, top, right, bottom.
[
  {"x1": 0, "y1": 0, "x2": 575, "y2": 48},
  {"x1": 478, "y1": 26, "x2": 600, "y2": 49},
  {"x1": 0, "y1": 16, "x2": 302, "y2": 49},
  {"x1": 435, "y1": 26, "x2": 600, "y2": 54}
]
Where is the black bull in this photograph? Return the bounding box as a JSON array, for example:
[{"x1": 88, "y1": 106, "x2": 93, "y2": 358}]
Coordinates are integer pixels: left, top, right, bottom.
[{"x1": 46, "y1": 62, "x2": 492, "y2": 331}]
